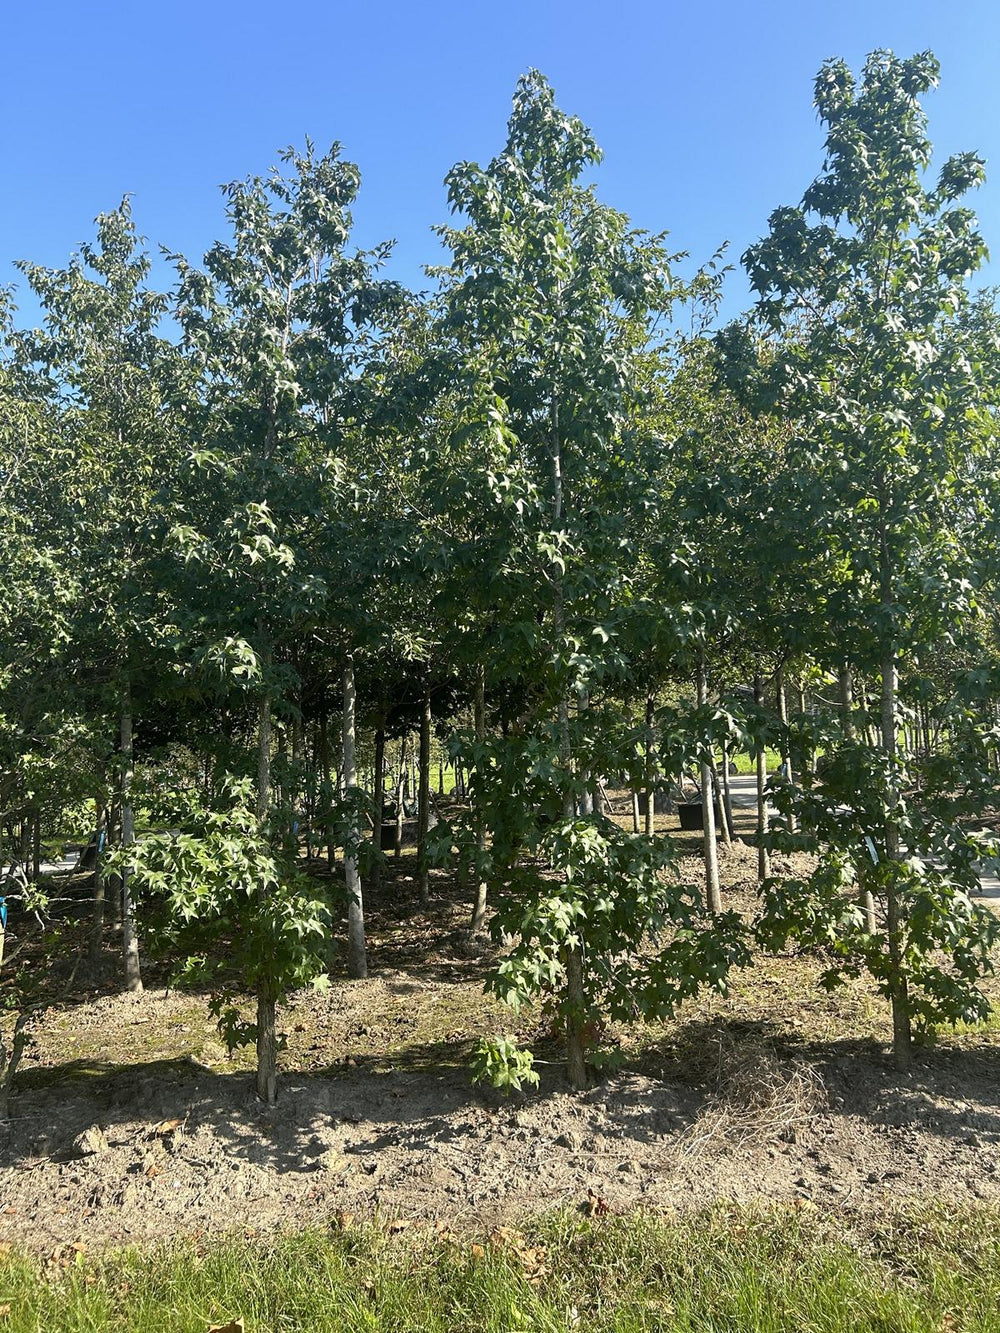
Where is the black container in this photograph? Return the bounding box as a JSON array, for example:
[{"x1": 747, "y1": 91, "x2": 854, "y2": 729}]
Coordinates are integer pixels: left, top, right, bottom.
[{"x1": 678, "y1": 802, "x2": 704, "y2": 831}]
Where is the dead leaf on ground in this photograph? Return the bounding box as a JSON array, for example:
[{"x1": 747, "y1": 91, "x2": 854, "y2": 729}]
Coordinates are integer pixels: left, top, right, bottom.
[
  {"x1": 0, "y1": 1303, "x2": 11, "y2": 1318},
  {"x1": 149, "y1": 1118, "x2": 183, "y2": 1138},
  {"x1": 207, "y1": 1322, "x2": 244, "y2": 1333},
  {"x1": 486, "y1": 1226, "x2": 549, "y2": 1283},
  {"x1": 585, "y1": 1188, "x2": 610, "y2": 1218}
]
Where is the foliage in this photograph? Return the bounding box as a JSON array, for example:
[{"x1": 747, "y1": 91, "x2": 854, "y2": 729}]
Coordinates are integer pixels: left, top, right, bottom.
[{"x1": 118, "y1": 777, "x2": 332, "y2": 1052}]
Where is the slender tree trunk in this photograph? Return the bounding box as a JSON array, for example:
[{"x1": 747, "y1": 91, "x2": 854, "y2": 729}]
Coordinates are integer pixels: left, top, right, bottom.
[
  {"x1": 395, "y1": 735, "x2": 407, "y2": 861},
  {"x1": 883, "y1": 653, "x2": 911, "y2": 1069},
  {"x1": 369, "y1": 721, "x2": 386, "y2": 896},
  {"x1": 107, "y1": 800, "x2": 122, "y2": 929},
  {"x1": 842, "y1": 664, "x2": 876, "y2": 933},
  {"x1": 343, "y1": 654, "x2": 367, "y2": 979},
  {"x1": 776, "y1": 664, "x2": 796, "y2": 834},
  {"x1": 417, "y1": 680, "x2": 432, "y2": 906},
  {"x1": 720, "y1": 740, "x2": 736, "y2": 841},
  {"x1": 120, "y1": 690, "x2": 143, "y2": 995},
  {"x1": 31, "y1": 810, "x2": 40, "y2": 882},
  {"x1": 881, "y1": 643, "x2": 911, "y2": 1069},
  {"x1": 754, "y1": 676, "x2": 769, "y2": 884},
  {"x1": 698, "y1": 655, "x2": 722, "y2": 913},
  {"x1": 551, "y1": 390, "x2": 586, "y2": 1090},
  {"x1": 644, "y1": 693, "x2": 655, "y2": 837},
  {"x1": 711, "y1": 760, "x2": 732, "y2": 847},
  {"x1": 470, "y1": 664, "x2": 488, "y2": 932},
  {"x1": 256, "y1": 984, "x2": 278, "y2": 1106},
  {"x1": 631, "y1": 788, "x2": 641, "y2": 834},
  {"x1": 318, "y1": 711, "x2": 335, "y2": 872},
  {"x1": 89, "y1": 795, "x2": 107, "y2": 977},
  {"x1": 255, "y1": 667, "x2": 277, "y2": 1104}
]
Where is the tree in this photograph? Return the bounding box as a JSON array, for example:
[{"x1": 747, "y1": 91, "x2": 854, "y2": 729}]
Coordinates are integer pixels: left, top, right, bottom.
[
  {"x1": 432, "y1": 72, "x2": 741, "y2": 1088},
  {"x1": 165, "y1": 142, "x2": 394, "y2": 1097},
  {"x1": 744, "y1": 50, "x2": 1000, "y2": 1067}
]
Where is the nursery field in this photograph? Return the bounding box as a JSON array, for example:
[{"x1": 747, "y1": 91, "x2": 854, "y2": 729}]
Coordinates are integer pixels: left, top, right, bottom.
[
  {"x1": 4, "y1": 804, "x2": 1000, "y2": 1257},
  {"x1": 6, "y1": 36, "x2": 1000, "y2": 1331}
]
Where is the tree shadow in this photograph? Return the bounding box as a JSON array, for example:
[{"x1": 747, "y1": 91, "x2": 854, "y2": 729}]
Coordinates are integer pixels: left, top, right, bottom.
[{"x1": 629, "y1": 1013, "x2": 1000, "y2": 1147}]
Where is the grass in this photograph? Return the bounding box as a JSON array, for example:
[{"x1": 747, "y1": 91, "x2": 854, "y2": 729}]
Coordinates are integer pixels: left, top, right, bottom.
[
  {"x1": 728, "y1": 749, "x2": 783, "y2": 776},
  {"x1": 2, "y1": 1203, "x2": 998, "y2": 1331}
]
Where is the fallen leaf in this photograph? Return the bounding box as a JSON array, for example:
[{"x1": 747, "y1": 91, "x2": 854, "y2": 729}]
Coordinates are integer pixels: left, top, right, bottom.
[
  {"x1": 469, "y1": 1243, "x2": 486, "y2": 1259},
  {"x1": 149, "y1": 1118, "x2": 183, "y2": 1138},
  {"x1": 585, "y1": 1188, "x2": 610, "y2": 1218},
  {"x1": 332, "y1": 1210, "x2": 356, "y2": 1230},
  {"x1": 0, "y1": 1304, "x2": 11, "y2": 1318},
  {"x1": 207, "y1": 1322, "x2": 244, "y2": 1333}
]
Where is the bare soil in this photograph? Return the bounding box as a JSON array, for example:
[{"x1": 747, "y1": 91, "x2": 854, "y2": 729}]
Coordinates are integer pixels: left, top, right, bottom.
[{"x1": 3, "y1": 807, "x2": 1000, "y2": 1251}]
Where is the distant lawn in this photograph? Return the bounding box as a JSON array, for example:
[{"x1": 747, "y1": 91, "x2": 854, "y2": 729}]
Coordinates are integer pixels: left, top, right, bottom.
[
  {"x1": 3, "y1": 1202, "x2": 998, "y2": 1331},
  {"x1": 729, "y1": 748, "x2": 784, "y2": 776}
]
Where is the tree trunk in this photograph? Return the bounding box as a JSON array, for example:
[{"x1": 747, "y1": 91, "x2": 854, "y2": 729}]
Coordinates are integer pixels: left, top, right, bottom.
[
  {"x1": 343, "y1": 654, "x2": 367, "y2": 979},
  {"x1": 395, "y1": 735, "x2": 407, "y2": 860},
  {"x1": 318, "y1": 710, "x2": 335, "y2": 872},
  {"x1": 776, "y1": 664, "x2": 796, "y2": 834},
  {"x1": 881, "y1": 645, "x2": 911, "y2": 1069},
  {"x1": 89, "y1": 795, "x2": 107, "y2": 977},
  {"x1": 551, "y1": 388, "x2": 586, "y2": 1089},
  {"x1": 711, "y1": 760, "x2": 732, "y2": 847},
  {"x1": 120, "y1": 691, "x2": 143, "y2": 995},
  {"x1": 107, "y1": 800, "x2": 122, "y2": 929},
  {"x1": 417, "y1": 680, "x2": 432, "y2": 905},
  {"x1": 720, "y1": 740, "x2": 736, "y2": 841},
  {"x1": 470, "y1": 665, "x2": 489, "y2": 932},
  {"x1": 31, "y1": 810, "x2": 40, "y2": 882},
  {"x1": 644, "y1": 693, "x2": 655, "y2": 837},
  {"x1": 564, "y1": 943, "x2": 587, "y2": 1090},
  {"x1": 631, "y1": 788, "x2": 640, "y2": 834},
  {"x1": 842, "y1": 664, "x2": 876, "y2": 933},
  {"x1": 578, "y1": 691, "x2": 593, "y2": 817},
  {"x1": 369, "y1": 721, "x2": 386, "y2": 896},
  {"x1": 254, "y1": 643, "x2": 280, "y2": 1102},
  {"x1": 754, "y1": 676, "x2": 769, "y2": 884},
  {"x1": 698, "y1": 656, "x2": 722, "y2": 913},
  {"x1": 255, "y1": 988, "x2": 277, "y2": 1105}
]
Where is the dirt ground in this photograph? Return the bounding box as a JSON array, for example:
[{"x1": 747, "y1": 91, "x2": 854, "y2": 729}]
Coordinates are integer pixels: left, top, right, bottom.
[{"x1": 3, "y1": 806, "x2": 1000, "y2": 1251}]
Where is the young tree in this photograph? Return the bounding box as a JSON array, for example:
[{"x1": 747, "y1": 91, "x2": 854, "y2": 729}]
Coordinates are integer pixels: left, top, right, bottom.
[
  {"x1": 433, "y1": 73, "x2": 743, "y2": 1088},
  {"x1": 745, "y1": 50, "x2": 999, "y2": 1067},
  {"x1": 165, "y1": 143, "x2": 395, "y2": 1096}
]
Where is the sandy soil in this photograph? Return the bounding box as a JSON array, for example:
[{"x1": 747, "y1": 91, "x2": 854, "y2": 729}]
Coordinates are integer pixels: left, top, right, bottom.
[{"x1": 2, "y1": 986, "x2": 999, "y2": 1250}]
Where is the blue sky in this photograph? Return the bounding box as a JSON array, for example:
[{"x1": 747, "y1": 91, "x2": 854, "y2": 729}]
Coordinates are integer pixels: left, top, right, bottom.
[{"x1": 3, "y1": 0, "x2": 999, "y2": 326}]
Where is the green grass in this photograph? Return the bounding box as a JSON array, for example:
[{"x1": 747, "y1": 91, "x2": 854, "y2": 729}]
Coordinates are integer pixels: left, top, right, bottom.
[
  {"x1": 728, "y1": 748, "x2": 783, "y2": 776},
  {"x1": 3, "y1": 1203, "x2": 998, "y2": 1331}
]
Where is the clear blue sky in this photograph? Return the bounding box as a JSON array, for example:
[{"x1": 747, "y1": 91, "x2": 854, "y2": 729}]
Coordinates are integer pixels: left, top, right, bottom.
[{"x1": 3, "y1": 0, "x2": 999, "y2": 326}]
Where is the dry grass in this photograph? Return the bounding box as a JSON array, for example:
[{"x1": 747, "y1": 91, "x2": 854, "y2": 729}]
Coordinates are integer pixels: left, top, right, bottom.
[{"x1": 675, "y1": 1032, "x2": 828, "y2": 1156}]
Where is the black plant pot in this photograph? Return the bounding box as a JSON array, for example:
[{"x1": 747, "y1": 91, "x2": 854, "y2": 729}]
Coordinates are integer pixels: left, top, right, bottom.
[{"x1": 678, "y1": 801, "x2": 704, "y2": 831}]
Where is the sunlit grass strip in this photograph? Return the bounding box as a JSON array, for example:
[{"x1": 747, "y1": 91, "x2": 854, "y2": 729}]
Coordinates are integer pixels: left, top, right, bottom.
[{"x1": 2, "y1": 1202, "x2": 999, "y2": 1331}]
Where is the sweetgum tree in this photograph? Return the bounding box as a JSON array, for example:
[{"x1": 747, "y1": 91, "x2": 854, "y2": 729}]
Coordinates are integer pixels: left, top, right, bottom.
[
  {"x1": 432, "y1": 73, "x2": 746, "y2": 1089},
  {"x1": 744, "y1": 50, "x2": 1000, "y2": 1067}
]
